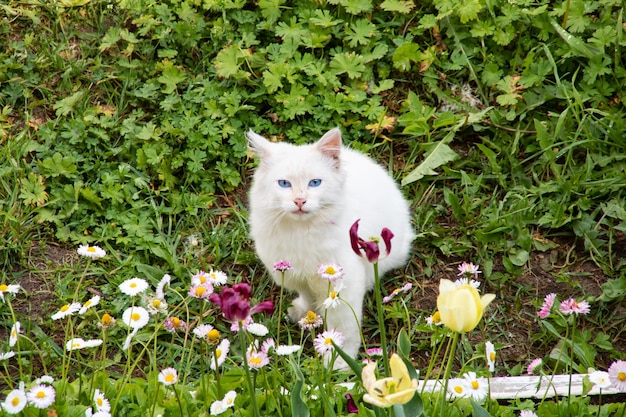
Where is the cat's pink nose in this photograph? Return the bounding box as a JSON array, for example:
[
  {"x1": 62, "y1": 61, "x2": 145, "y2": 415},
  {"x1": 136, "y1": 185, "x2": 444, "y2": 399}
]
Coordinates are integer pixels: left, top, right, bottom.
[{"x1": 294, "y1": 198, "x2": 306, "y2": 209}]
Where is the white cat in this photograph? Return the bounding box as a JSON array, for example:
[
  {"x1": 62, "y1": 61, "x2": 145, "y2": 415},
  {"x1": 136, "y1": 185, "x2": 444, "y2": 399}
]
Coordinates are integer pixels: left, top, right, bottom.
[{"x1": 247, "y1": 128, "x2": 414, "y2": 365}]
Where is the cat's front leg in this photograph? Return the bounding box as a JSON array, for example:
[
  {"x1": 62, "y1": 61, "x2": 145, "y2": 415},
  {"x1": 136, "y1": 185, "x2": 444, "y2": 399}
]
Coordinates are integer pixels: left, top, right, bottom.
[{"x1": 288, "y1": 293, "x2": 314, "y2": 322}]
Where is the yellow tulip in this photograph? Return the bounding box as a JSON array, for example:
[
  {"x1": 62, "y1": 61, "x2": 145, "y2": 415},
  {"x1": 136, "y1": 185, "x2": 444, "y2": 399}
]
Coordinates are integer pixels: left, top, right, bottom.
[
  {"x1": 437, "y1": 279, "x2": 495, "y2": 333},
  {"x1": 362, "y1": 354, "x2": 418, "y2": 408}
]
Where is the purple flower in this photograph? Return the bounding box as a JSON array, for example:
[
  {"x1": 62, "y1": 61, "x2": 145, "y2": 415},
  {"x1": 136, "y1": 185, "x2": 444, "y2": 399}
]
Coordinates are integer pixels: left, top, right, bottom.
[
  {"x1": 273, "y1": 260, "x2": 293, "y2": 272},
  {"x1": 537, "y1": 293, "x2": 556, "y2": 319},
  {"x1": 209, "y1": 283, "x2": 274, "y2": 323},
  {"x1": 349, "y1": 219, "x2": 394, "y2": 263},
  {"x1": 345, "y1": 393, "x2": 358, "y2": 414}
]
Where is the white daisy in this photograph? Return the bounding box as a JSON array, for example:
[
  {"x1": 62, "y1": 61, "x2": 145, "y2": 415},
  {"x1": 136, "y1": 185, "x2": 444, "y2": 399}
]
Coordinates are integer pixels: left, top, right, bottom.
[
  {"x1": 0, "y1": 283, "x2": 21, "y2": 302},
  {"x1": 51, "y1": 302, "x2": 82, "y2": 320},
  {"x1": 26, "y1": 384, "x2": 56, "y2": 409},
  {"x1": 144, "y1": 295, "x2": 168, "y2": 315},
  {"x1": 447, "y1": 378, "x2": 470, "y2": 399},
  {"x1": 122, "y1": 328, "x2": 138, "y2": 350},
  {"x1": 9, "y1": 321, "x2": 20, "y2": 347},
  {"x1": 210, "y1": 399, "x2": 227, "y2": 415},
  {"x1": 210, "y1": 339, "x2": 230, "y2": 370},
  {"x1": 463, "y1": 372, "x2": 488, "y2": 402},
  {"x1": 93, "y1": 388, "x2": 110, "y2": 412},
  {"x1": 122, "y1": 306, "x2": 150, "y2": 329},
  {"x1": 119, "y1": 278, "x2": 149, "y2": 296},
  {"x1": 317, "y1": 263, "x2": 345, "y2": 281},
  {"x1": 158, "y1": 368, "x2": 178, "y2": 385},
  {"x1": 485, "y1": 341, "x2": 496, "y2": 372},
  {"x1": 246, "y1": 322, "x2": 269, "y2": 337},
  {"x1": 77, "y1": 244, "x2": 106, "y2": 259},
  {"x1": 193, "y1": 324, "x2": 214, "y2": 339},
  {"x1": 207, "y1": 269, "x2": 228, "y2": 286},
  {"x1": 35, "y1": 375, "x2": 55, "y2": 385},
  {"x1": 222, "y1": 390, "x2": 237, "y2": 408},
  {"x1": 589, "y1": 370, "x2": 612, "y2": 389},
  {"x1": 2, "y1": 386, "x2": 27, "y2": 413},
  {"x1": 275, "y1": 345, "x2": 301, "y2": 355},
  {"x1": 79, "y1": 295, "x2": 101, "y2": 314},
  {"x1": 0, "y1": 351, "x2": 16, "y2": 361},
  {"x1": 323, "y1": 282, "x2": 345, "y2": 309},
  {"x1": 155, "y1": 274, "x2": 171, "y2": 299}
]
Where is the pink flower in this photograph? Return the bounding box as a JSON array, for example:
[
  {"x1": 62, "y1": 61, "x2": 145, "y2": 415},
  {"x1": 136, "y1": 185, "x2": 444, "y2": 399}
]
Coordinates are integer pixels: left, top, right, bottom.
[
  {"x1": 246, "y1": 349, "x2": 270, "y2": 369},
  {"x1": 209, "y1": 283, "x2": 274, "y2": 323},
  {"x1": 313, "y1": 329, "x2": 344, "y2": 355},
  {"x1": 188, "y1": 282, "x2": 214, "y2": 299},
  {"x1": 608, "y1": 360, "x2": 626, "y2": 391},
  {"x1": 349, "y1": 219, "x2": 394, "y2": 263},
  {"x1": 537, "y1": 293, "x2": 556, "y2": 319},
  {"x1": 559, "y1": 298, "x2": 590, "y2": 315},
  {"x1": 519, "y1": 411, "x2": 538, "y2": 417},
  {"x1": 457, "y1": 261, "x2": 481, "y2": 277},
  {"x1": 527, "y1": 358, "x2": 543, "y2": 375},
  {"x1": 273, "y1": 260, "x2": 293, "y2": 272},
  {"x1": 383, "y1": 283, "x2": 413, "y2": 303},
  {"x1": 163, "y1": 317, "x2": 187, "y2": 333}
]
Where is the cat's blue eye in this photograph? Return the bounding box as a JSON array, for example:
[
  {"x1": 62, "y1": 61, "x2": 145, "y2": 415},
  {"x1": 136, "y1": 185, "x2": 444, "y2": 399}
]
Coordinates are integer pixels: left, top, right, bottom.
[
  {"x1": 278, "y1": 180, "x2": 292, "y2": 188},
  {"x1": 308, "y1": 179, "x2": 322, "y2": 187}
]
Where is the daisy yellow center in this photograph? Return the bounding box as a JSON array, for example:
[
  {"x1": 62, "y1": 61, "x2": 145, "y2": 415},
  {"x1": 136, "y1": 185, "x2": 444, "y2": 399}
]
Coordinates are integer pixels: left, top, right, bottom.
[
  {"x1": 199, "y1": 276, "x2": 207, "y2": 284},
  {"x1": 131, "y1": 313, "x2": 141, "y2": 321},
  {"x1": 85, "y1": 300, "x2": 92, "y2": 307},
  {"x1": 11, "y1": 329, "x2": 17, "y2": 337},
  {"x1": 97, "y1": 398, "x2": 103, "y2": 406},
  {"x1": 61, "y1": 304, "x2": 70, "y2": 312},
  {"x1": 152, "y1": 299, "x2": 161, "y2": 307},
  {"x1": 0, "y1": 284, "x2": 8, "y2": 291},
  {"x1": 250, "y1": 357, "x2": 261, "y2": 366},
  {"x1": 102, "y1": 313, "x2": 113, "y2": 325},
  {"x1": 471, "y1": 381, "x2": 479, "y2": 389},
  {"x1": 432, "y1": 311, "x2": 441, "y2": 323},
  {"x1": 225, "y1": 397, "x2": 234, "y2": 405},
  {"x1": 490, "y1": 352, "x2": 496, "y2": 361},
  {"x1": 207, "y1": 329, "x2": 220, "y2": 343},
  {"x1": 216, "y1": 349, "x2": 222, "y2": 357},
  {"x1": 172, "y1": 317, "x2": 181, "y2": 327},
  {"x1": 324, "y1": 337, "x2": 333, "y2": 345},
  {"x1": 165, "y1": 374, "x2": 175, "y2": 383},
  {"x1": 72, "y1": 342, "x2": 82, "y2": 348},
  {"x1": 330, "y1": 291, "x2": 338, "y2": 299},
  {"x1": 325, "y1": 266, "x2": 336, "y2": 275},
  {"x1": 454, "y1": 385, "x2": 463, "y2": 394},
  {"x1": 195, "y1": 287, "x2": 206, "y2": 296},
  {"x1": 36, "y1": 391, "x2": 46, "y2": 399},
  {"x1": 12, "y1": 397, "x2": 20, "y2": 406},
  {"x1": 130, "y1": 282, "x2": 137, "y2": 288},
  {"x1": 618, "y1": 372, "x2": 626, "y2": 382},
  {"x1": 87, "y1": 246, "x2": 96, "y2": 252},
  {"x1": 306, "y1": 311, "x2": 317, "y2": 321}
]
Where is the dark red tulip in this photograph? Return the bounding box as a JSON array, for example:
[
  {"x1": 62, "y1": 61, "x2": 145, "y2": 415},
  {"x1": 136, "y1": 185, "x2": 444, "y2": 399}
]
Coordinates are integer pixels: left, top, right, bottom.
[
  {"x1": 209, "y1": 283, "x2": 274, "y2": 323},
  {"x1": 349, "y1": 219, "x2": 394, "y2": 263}
]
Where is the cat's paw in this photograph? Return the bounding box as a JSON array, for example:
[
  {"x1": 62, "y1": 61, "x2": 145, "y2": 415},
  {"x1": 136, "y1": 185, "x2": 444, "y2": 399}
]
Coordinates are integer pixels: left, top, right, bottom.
[{"x1": 287, "y1": 297, "x2": 310, "y2": 322}]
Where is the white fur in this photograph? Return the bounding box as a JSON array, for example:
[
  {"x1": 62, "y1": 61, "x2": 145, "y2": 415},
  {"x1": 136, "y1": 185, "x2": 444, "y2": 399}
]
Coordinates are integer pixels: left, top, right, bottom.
[{"x1": 247, "y1": 128, "x2": 414, "y2": 365}]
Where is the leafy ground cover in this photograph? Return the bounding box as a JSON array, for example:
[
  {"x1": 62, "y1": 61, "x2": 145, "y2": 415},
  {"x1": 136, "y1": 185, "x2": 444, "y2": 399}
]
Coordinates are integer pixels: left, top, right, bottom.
[{"x1": 1, "y1": 0, "x2": 625, "y2": 415}]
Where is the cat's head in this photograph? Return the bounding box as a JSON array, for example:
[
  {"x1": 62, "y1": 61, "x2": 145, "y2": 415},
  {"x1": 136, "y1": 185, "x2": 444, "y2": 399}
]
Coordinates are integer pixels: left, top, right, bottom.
[{"x1": 247, "y1": 128, "x2": 344, "y2": 222}]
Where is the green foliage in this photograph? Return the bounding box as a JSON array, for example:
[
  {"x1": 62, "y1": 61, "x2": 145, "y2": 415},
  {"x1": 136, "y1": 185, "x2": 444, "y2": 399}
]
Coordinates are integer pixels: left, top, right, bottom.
[{"x1": 0, "y1": 0, "x2": 625, "y2": 281}]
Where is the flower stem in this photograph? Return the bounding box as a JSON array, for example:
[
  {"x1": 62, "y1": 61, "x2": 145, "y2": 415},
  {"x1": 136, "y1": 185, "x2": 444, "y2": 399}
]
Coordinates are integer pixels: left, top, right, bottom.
[
  {"x1": 239, "y1": 322, "x2": 260, "y2": 417},
  {"x1": 276, "y1": 272, "x2": 285, "y2": 345},
  {"x1": 439, "y1": 332, "x2": 459, "y2": 415},
  {"x1": 373, "y1": 262, "x2": 389, "y2": 375}
]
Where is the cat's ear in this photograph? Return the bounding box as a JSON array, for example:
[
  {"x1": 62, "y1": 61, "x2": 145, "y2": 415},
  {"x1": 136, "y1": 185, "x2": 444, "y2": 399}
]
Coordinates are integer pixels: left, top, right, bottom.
[
  {"x1": 246, "y1": 130, "x2": 272, "y2": 160},
  {"x1": 316, "y1": 128, "x2": 342, "y2": 168}
]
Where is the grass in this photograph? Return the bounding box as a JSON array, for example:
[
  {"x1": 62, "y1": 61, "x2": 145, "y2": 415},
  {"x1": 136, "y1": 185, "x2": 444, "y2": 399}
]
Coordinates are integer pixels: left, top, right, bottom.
[{"x1": 1, "y1": 0, "x2": 625, "y2": 415}]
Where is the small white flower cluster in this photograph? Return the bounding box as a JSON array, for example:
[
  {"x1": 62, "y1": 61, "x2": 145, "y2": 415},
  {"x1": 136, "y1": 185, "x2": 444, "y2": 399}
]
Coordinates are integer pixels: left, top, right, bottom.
[{"x1": 0, "y1": 378, "x2": 56, "y2": 413}]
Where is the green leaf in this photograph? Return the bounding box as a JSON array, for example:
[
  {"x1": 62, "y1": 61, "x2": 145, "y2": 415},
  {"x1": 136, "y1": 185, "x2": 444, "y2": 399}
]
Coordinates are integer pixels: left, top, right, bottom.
[
  {"x1": 471, "y1": 400, "x2": 492, "y2": 417},
  {"x1": 397, "y1": 329, "x2": 411, "y2": 358},
  {"x1": 53, "y1": 91, "x2": 84, "y2": 116},
  {"x1": 549, "y1": 18, "x2": 597, "y2": 59},
  {"x1": 40, "y1": 152, "x2": 77, "y2": 178},
  {"x1": 380, "y1": 0, "x2": 414, "y2": 14},
  {"x1": 289, "y1": 358, "x2": 310, "y2": 417},
  {"x1": 457, "y1": 0, "x2": 482, "y2": 23},
  {"x1": 157, "y1": 62, "x2": 187, "y2": 93},
  {"x1": 332, "y1": 341, "x2": 363, "y2": 376},
  {"x1": 393, "y1": 42, "x2": 420, "y2": 71},
  {"x1": 330, "y1": 52, "x2": 366, "y2": 79},
  {"x1": 401, "y1": 131, "x2": 459, "y2": 186}
]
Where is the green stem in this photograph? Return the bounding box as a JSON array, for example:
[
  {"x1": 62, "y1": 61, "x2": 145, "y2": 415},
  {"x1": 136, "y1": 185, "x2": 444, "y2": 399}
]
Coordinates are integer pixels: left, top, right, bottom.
[
  {"x1": 239, "y1": 322, "x2": 260, "y2": 417},
  {"x1": 276, "y1": 272, "x2": 285, "y2": 345},
  {"x1": 373, "y1": 262, "x2": 389, "y2": 375},
  {"x1": 438, "y1": 332, "x2": 460, "y2": 416}
]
